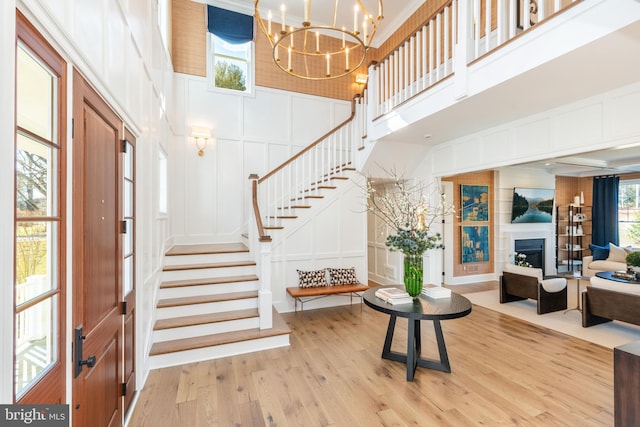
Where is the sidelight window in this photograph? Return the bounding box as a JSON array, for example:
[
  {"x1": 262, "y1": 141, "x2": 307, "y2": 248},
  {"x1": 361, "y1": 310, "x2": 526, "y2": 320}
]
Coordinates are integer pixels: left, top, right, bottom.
[{"x1": 14, "y1": 42, "x2": 62, "y2": 398}]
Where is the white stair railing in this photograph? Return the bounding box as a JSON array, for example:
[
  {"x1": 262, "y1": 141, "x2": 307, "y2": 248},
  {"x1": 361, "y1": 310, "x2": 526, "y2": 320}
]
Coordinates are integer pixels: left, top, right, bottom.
[
  {"x1": 248, "y1": 94, "x2": 364, "y2": 329},
  {"x1": 373, "y1": 0, "x2": 582, "y2": 118},
  {"x1": 252, "y1": 97, "x2": 360, "y2": 234}
]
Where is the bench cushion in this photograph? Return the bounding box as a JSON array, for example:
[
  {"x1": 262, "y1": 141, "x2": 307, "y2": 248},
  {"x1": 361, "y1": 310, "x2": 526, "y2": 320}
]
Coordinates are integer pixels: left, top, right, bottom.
[{"x1": 287, "y1": 283, "x2": 369, "y2": 297}]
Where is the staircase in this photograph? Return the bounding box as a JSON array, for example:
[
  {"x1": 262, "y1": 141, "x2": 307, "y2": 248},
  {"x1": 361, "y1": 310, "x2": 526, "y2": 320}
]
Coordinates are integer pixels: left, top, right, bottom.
[{"x1": 149, "y1": 243, "x2": 290, "y2": 369}]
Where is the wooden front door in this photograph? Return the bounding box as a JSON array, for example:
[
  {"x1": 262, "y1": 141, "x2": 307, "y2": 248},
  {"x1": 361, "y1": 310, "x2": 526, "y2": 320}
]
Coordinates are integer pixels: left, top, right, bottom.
[{"x1": 72, "y1": 70, "x2": 123, "y2": 427}]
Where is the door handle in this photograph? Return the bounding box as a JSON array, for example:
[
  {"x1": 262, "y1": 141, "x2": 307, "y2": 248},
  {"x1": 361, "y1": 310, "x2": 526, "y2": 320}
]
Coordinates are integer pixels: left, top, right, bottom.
[{"x1": 74, "y1": 325, "x2": 96, "y2": 378}]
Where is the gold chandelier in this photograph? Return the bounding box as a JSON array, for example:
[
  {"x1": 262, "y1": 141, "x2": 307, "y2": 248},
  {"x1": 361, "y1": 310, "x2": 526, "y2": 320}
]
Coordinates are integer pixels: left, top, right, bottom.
[{"x1": 254, "y1": 0, "x2": 383, "y2": 80}]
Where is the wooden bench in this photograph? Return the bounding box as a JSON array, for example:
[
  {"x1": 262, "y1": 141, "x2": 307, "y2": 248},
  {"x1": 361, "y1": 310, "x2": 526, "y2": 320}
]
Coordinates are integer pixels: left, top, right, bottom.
[{"x1": 286, "y1": 283, "x2": 369, "y2": 312}]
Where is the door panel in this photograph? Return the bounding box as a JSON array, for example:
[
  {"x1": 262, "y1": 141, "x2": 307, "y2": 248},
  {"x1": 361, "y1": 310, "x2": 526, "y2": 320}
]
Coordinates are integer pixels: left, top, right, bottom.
[
  {"x1": 72, "y1": 70, "x2": 122, "y2": 427},
  {"x1": 84, "y1": 106, "x2": 119, "y2": 330}
]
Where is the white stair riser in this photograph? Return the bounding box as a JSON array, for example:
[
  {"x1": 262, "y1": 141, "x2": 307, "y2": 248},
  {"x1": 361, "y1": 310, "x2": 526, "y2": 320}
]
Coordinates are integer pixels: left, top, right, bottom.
[
  {"x1": 163, "y1": 252, "x2": 252, "y2": 266},
  {"x1": 149, "y1": 335, "x2": 290, "y2": 370},
  {"x1": 158, "y1": 280, "x2": 259, "y2": 299},
  {"x1": 156, "y1": 297, "x2": 258, "y2": 319},
  {"x1": 162, "y1": 265, "x2": 256, "y2": 281},
  {"x1": 152, "y1": 317, "x2": 260, "y2": 342}
]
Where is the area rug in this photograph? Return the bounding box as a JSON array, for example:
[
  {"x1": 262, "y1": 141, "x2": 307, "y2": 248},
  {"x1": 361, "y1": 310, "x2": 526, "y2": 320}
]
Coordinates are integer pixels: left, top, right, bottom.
[{"x1": 465, "y1": 286, "x2": 640, "y2": 349}]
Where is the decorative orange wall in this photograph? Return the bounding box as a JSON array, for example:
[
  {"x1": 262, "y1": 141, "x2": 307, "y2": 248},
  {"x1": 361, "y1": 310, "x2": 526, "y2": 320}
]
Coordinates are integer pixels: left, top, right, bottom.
[
  {"x1": 443, "y1": 170, "x2": 495, "y2": 277},
  {"x1": 169, "y1": 1, "x2": 462, "y2": 101}
]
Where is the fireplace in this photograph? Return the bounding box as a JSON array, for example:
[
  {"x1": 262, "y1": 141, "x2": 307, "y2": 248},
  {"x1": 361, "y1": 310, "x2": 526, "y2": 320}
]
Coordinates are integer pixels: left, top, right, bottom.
[{"x1": 515, "y1": 238, "x2": 545, "y2": 275}]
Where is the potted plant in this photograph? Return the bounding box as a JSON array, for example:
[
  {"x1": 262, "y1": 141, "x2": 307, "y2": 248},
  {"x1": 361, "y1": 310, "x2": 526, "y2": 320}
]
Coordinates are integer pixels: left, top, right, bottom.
[
  {"x1": 625, "y1": 251, "x2": 640, "y2": 278},
  {"x1": 364, "y1": 169, "x2": 454, "y2": 298}
]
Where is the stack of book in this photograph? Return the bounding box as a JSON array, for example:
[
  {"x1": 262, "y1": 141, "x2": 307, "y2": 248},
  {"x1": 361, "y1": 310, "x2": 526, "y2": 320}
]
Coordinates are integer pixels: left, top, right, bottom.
[
  {"x1": 375, "y1": 287, "x2": 414, "y2": 305},
  {"x1": 421, "y1": 286, "x2": 452, "y2": 299}
]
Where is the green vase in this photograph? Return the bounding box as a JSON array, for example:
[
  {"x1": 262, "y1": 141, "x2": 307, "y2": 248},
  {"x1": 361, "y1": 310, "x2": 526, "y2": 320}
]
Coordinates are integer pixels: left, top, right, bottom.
[{"x1": 403, "y1": 254, "x2": 423, "y2": 298}]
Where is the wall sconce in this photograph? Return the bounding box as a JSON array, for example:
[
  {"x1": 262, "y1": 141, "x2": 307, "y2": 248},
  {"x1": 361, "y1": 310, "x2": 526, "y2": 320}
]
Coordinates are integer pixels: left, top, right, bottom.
[
  {"x1": 191, "y1": 126, "x2": 211, "y2": 157},
  {"x1": 355, "y1": 73, "x2": 368, "y2": 85}
]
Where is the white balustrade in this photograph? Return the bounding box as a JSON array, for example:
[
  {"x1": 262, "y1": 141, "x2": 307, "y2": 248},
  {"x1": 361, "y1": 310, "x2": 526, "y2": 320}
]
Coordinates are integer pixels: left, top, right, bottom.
[{"x1": 371, "y1": 0, "x2": 580, "y2": 118}]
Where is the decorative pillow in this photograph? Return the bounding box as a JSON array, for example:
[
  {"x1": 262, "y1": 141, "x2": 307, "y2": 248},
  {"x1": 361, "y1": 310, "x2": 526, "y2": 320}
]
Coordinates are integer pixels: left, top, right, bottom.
[
  {"x1": 589, "y1": 243, "x2": 609, "y2": 261},
  {"x1": 607, "y1": 242, "x2": 627, "y2": 263},
  {"x1": 297, "y1": 269, "x2": 328, "y2": 288},
  {"x1": 328, "y1": 267, "x2": 358, "y2": 285}
]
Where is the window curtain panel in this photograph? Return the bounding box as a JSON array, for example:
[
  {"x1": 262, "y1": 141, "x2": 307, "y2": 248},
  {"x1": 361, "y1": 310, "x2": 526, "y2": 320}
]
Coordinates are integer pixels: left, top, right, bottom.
[
  {"x1": 207, "y1": 5, "x2": 254, "y2": 44},
  {"x1": 592, "y1": 175, "x2": 619, "y2": 246}
]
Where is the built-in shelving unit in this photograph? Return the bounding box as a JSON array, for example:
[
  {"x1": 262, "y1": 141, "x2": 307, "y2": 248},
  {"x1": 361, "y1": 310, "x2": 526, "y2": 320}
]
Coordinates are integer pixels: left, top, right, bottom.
[{"x1": 556, "y1": 205, "x2": 592, "y2": 273}]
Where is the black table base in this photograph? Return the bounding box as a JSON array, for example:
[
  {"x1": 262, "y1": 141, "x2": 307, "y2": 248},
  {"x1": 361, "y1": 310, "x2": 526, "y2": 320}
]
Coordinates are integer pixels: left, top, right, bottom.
[{"x1": 381, "y1": 314, "x2": 450, "y2": 381}]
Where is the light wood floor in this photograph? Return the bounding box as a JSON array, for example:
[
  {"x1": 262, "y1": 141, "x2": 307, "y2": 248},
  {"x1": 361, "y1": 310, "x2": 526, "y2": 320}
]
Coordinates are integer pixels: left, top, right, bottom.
[{"x1": 127, "y1": 282, "x2": 615, "y2": 426}]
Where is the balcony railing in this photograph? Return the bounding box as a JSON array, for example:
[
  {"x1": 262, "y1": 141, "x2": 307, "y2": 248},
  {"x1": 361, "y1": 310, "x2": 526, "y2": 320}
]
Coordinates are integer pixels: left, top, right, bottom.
[{"x1": 372, "y1": 0, "x2": 582, "y2": 117}]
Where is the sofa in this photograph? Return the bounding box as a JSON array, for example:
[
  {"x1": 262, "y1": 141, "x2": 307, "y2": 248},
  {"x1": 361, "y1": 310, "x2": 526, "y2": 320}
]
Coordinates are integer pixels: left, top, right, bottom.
[
  {"x1": 582, "y1": 242, "x2": 634, "y2": 277},
  {"x1": 582, "y1": 274, "x2": 640, "y2": 327}
]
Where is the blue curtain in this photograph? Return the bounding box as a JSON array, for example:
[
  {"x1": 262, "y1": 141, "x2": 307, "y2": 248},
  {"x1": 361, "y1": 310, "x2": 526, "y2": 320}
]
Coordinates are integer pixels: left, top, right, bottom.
[
  {"x1": 207, "y1": 5, "x2": 254, "y2": 44},
  {"x1": 592, "y1": 175, "x2": 619, "y2": 245}
]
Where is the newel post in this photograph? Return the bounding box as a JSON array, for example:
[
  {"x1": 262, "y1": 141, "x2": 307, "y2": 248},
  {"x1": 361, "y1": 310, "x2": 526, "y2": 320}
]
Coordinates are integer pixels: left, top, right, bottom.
[{"x1": 248, "y1": 173, "x2": 273, "y2": 329}]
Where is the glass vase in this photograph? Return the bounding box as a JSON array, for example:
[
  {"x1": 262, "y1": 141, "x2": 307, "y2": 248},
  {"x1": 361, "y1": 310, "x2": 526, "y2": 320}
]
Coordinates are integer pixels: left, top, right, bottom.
[{"x1": 403, "y1": 254, "x2": 423, "y2": 298}]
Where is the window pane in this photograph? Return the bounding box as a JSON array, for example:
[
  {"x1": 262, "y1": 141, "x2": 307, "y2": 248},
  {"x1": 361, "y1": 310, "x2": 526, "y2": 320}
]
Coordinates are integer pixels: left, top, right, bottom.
[
  {"x1": 17, "y1": 45, "x2": 55, "y2": 142},
  {"x1": 123, "y1": 219, "x2": 133, "y2": 255},
  {"x1": 213, "y1": 34, "x2": 249, "y2": 60},
  {"x1": 124, "y1": 140, "x2": 134, "y2": 180},
  {"x1": 123, "y1": 255, "x2": 133, "y2": 295},
  {"x1": 215, "y1": 58, "x2": 248, "y2": 91},
  {"x1": 15, "y1": 296, "x2": 57, "y2": 396},
  {"x1": 124, "y1": 180, "x2": 133, "y2": 217},
  {"x1": 16, "y1": 134, "x2": 55, "y2": 217},
  {"x1": 619, "y1": 182, "x2": 640, "y2": 247},
  {"x1": 16, "y1": 222, "x2": 57, "y2": 301}
]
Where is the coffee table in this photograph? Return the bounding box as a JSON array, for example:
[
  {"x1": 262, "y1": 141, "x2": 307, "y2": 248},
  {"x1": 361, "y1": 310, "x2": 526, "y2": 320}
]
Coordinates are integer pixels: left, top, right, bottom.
[{"x1": 363, "y1": 286, "x2": 472, "y2": 381}]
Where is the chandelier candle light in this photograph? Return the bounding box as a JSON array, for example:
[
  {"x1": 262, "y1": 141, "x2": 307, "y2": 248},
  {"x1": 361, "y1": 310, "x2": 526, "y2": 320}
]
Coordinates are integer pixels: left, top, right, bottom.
[{"x1": 255, "y1": 0, "x2": 383, "y2": 80}]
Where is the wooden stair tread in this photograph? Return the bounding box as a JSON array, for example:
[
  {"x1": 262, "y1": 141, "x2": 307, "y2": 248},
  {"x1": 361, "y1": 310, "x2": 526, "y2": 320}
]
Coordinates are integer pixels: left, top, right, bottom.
[
  {"x1": 154, "y1": 308, "x2": 259, "y2": 330},
  {"x1": 157, "y1": 291, "x2": 258, "y2": 308},
  {"x1": 290, "y1": 196, "x2": 324, "y2": 202},
  {"x1": 150, "y1": 310, "x2": 291, "y2": 356},
  {"x1": 160, "y1": 275, "x2": 258, "y2": 289},
  {"x1": 166, "y1": 243, "x2": 249, "y2": 256},
  {"x1": 305, "y1": 186, "x2": 336, "y2": 192},
  {"x1": 163, "y1": 260, "x2": 255, "y2": 272},
  {"x1": 264, "y1": 226, "x2": 284, "y2": 230},
  {"x1": 279, "y1": 205, "x2": 311, "y2": 209}
]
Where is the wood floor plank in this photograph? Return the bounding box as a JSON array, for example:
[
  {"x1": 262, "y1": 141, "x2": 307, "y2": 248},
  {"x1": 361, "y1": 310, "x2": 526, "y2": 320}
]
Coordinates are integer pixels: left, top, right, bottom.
[{"x1": 128, "y1": 286, "x2": 620, "y2": 427}]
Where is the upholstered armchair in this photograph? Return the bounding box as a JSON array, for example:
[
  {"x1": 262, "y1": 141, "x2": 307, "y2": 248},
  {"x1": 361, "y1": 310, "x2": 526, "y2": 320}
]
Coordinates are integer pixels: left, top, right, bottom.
[{"x1": 499, "y1": 264, "x2": 568, "y2": 314}]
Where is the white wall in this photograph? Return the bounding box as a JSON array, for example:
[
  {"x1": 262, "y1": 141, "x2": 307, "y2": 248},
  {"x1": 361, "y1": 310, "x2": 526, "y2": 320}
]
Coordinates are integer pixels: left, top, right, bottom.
[
  {"x1": 170, "y1": 75, "x2": 353, "y2": 244},
  {"x1": 270, "y1": 174, "x2": 368, "y2": 312},
  {"x1": 496, "y1": 167, "x2": 558, "y2": 276},
  {"x1": 2, "y1": 0, "x2": 173, "y2": 404},
  {"x1": 427, "y1": 82, "x2": 640, "y2": 284}
]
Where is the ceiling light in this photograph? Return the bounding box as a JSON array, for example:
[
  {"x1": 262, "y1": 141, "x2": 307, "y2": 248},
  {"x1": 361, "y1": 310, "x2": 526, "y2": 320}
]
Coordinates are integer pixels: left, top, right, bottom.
[{"x1": 254, "y1": 0, "x2": 383, "y2": 80}]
